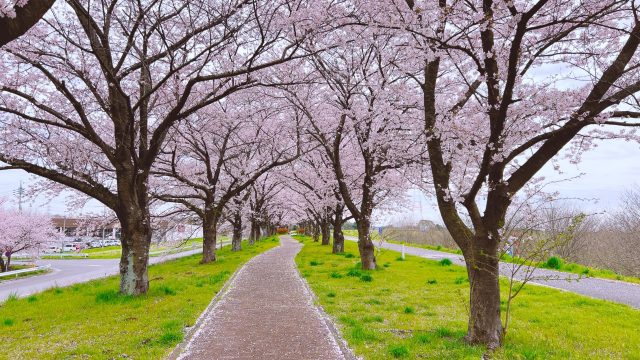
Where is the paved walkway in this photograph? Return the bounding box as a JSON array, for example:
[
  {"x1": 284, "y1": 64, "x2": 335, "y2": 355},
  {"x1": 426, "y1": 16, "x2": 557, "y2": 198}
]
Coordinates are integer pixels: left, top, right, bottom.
[
  {"x1": 174, "y1": 236, "x2": 347, "y2": 360},
  {"x1": 346, "y1": 236, "x2": 640, "y2": 309}
]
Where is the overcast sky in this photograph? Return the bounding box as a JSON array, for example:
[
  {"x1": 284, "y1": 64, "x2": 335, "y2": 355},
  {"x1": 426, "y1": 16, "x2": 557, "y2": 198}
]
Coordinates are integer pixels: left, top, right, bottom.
[
  {"x1": 1, "y1": 138, "x2": 639, "y2": 223},
  {"x1": 385, "y1": 138, "x2": 640, "y2": 225}
]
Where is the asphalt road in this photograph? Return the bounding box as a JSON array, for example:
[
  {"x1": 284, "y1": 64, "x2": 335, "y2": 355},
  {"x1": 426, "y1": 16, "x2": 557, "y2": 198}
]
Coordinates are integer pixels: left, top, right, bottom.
[
  {"x1": 345, "y1": 236, "x2": 640, "y2": 309},
  {"x1": 0, "y1": 243, "x2": 227, "y2": 302}
]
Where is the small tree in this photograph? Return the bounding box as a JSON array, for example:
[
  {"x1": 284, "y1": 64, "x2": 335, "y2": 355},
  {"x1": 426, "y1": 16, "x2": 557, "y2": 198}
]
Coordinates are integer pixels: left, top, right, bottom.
[{"x1": 0, "y1": 206, "x2": 60, "y2": 271}]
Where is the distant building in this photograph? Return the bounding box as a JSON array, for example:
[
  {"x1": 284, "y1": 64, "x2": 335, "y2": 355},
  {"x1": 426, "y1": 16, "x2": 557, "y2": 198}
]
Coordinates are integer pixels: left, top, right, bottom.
[{"x1": 52, "y1": 217, "x2": 120, "y2": 239}]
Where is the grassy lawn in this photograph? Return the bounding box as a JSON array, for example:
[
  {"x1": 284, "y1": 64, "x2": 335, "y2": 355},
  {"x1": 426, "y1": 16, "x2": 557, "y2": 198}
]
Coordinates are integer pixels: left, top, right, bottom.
[
  {"x1": 342, "y1": 230, "x2": 640, "y2": 284},
  {"x1": 295, "y1": 235, "x2": 640, "y2": 359},
  {"x1": 0, "y1": 237, "x2": 279, "y2": 359}
]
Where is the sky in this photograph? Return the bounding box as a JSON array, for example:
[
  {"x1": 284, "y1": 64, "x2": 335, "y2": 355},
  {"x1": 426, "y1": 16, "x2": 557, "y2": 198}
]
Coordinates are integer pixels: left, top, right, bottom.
[
  {"x1": 383, "y1": 138, "x2": 640, "y2": 225},
  {"x1": 1, "y1": 138, "x2": 639, "y2": 222}
]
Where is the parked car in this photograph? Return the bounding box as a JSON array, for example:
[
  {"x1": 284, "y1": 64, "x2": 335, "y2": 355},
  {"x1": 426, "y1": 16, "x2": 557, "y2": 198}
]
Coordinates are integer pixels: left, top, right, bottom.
[
  {"x1": 89, "y1": 240, "x2": 104, "y2": 248},
  {"x1": 104, "y1": 240, "x2": 120, "y2": 247},
  {"x1": 46, "y1": 245, "x2": 62, "y2": 253},
  {"x1": 62, "y1": 244, "x2": 78, "y2": 252}
]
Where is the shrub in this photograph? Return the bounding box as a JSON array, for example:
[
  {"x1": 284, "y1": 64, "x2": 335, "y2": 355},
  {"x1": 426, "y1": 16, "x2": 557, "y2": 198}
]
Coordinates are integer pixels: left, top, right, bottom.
[
  {"x1": 327, "y1": 291, "x2": 336, "y2": 298},
  {"x1": 389, "y1": 345, "x2": 410, "y2": 358},
  {"x1": 403, "y1": 306, "x2": 415, "y2": 314},
  {"x1": 414, "y1": 333, "x2": 431, "y2": 344},
  {"x1": 396, "y1": 256, "x2": 405, "y2": 261},
  {"x1": 329, "y1": 272, "x2": 343, "y2": 279},
  {"x1": 344, "y1": 253, "x2": 355, "y2": 258},
  {"x1": 439, "y1": 258, "x2": 452, "y2": 266},
  {"x1": 310, "y1": 260, "x2": 322, "y2": 266},
  {"x1": 454, "y1": 277, "x2": 467, "y2": 285},
  {"x1": 347, "y1": 269, "x2": 362, "y2": 277},
  {"x1": 545, "y1": 256, "x2": 563, "y2": 270},
  {"x1": 2, "y1": 318, "x2": 15, "y2": 326},
  {"x1": 360, "y1": 274, "x2": 373, "y2": 282}
]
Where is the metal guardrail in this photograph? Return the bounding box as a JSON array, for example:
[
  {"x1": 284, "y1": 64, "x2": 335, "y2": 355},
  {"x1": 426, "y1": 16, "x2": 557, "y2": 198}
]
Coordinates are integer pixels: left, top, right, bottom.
[
  {"x1": 0, "y1": 264, "x2": 52, "y2": 278},
  {"x1": 42, "y1": 253, "x2": 89, "y2": 259}
]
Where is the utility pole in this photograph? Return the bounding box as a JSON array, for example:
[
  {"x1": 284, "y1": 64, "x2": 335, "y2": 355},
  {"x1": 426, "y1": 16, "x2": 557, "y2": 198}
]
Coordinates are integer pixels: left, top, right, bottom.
[{"x1": 15, "y1": 181, "x2": 24, "y2": 212}]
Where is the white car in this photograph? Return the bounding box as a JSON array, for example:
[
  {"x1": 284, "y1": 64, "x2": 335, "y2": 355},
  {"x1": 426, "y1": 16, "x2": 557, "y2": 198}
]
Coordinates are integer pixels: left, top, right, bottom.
[
  {"x1": 46, "y1": 245, "x2": 62, "y2": 253},
  {"x1": 62, "y1": 244, "x2": 78, "y2": 252},
  {"x1": 105, "y1": 240, "x2": 120, "y2": 247}
]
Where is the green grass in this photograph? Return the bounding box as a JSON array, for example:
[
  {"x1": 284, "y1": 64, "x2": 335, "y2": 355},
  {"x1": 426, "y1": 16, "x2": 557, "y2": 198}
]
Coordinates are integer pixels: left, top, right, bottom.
[
  {"x1": 42, "y1": 237, "x2": 211, "y2": 260},
  {"x1": 295, "y1": 235, "x2": 640, "y2": 359},
  {"x1": 0, "y1": 237, "x2": 279, "y2": 359},
  {"x1": 344, "y1": 230, "x2": 640, "y2": 284}
]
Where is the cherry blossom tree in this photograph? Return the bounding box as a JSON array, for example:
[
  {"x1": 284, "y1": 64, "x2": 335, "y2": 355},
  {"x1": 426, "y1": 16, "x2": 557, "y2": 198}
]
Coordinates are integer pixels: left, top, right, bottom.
[
  {"x1": 355, "y1": 0, "x2": 640, "y2": 348},
  {"x1": 0, "y1": 0, "x2": 55, "y2": 47},
  {"x1": 289, "y1": 31, "x2": 425, "y2": 269},
  {"x1": 0, "y1": 0, "x2": 313, "y2": 295},
  {"x1": 0, "y1": 204, "x2": 60, "y2": 272},
  {"x1": 153, "y1": 90, "x2": 301, "y2": 262},
  {"x1": 283, "y1": 153, "x2": 337, "y2": 244},
  {"x1": 248, "y1": 173, "x2": 286, "y2": 244}
]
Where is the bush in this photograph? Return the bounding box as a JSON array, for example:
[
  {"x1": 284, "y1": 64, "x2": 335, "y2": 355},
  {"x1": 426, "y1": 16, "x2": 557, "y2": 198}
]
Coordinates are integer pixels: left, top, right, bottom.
[
  {"x1": 439, "y1": 258, "x2": 452, "y2": 266},
  {"x1": 347, "y1": 269, "x2": 362, "y2": 277},
  {"x1": 360, "y1": 274, "x2": 373, "y2": 282},
  {"x1": 344, "y1": 253, "x2": 355, "y2": 258},
  {"x1": 309, "y1": 260, "x2": 322, "y2": 266},
  {"x1": 544, "y1": 256, "x2": 563, "y2": 270},
  {"x1": 403, "y1": 306, "x2": 415, "y2": 314},
  {"x1": 454, "y1": 277, "x2": 467, "y2": 285},
  {"x1": 389, "y1": 345, "x2": 410, "y2": 358},
  {"x1": 329, "y1": 272, "x2": 343, "y2": 279}
]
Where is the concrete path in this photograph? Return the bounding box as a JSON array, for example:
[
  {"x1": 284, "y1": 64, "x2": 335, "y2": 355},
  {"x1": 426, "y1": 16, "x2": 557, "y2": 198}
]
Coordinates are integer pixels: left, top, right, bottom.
[
  {"x1": 346, "y1": 236, "x2": 640, "y2": 309},
  {"x1": 174, "y1": 236, "x2": 348, "y2": 360},
  {"x1": 0, "y1": 242, "x2": 229, "y2": 302}
]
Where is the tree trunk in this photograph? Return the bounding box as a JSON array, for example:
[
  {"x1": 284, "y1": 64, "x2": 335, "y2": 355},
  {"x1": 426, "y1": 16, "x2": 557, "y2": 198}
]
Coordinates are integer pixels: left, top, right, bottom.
[
  {"x1": 0, "y1": 256, "x2": 5, "y2": 272},
  {"x1": 463, "y1": 235, "x2": 503, "y2": 349},
  {"x1": 312, "y1": 223, "x2": 320, "y2": 242},
  {"x1": 201, "y1": 213, "x2": 218, "y2": 263},
  {"x1": 332, "y1": 207, "x2": 345, "y2": 253},
  {"x1": 232, "y1": 213, "x2": 242, "y2": 251},
  {"x1": 356, "y1": 219, "x2": 376, "y2": 269},
  {"x1": 118, "y1": 212, "x2": 151, "y2": 296},
  {"x1": 249, "y1": 219, "x2": 259, "y2": 245},
  {"x1": 321, "y1": 220, "x2": 330, "y2": 245},
  {"x1": 332, "y1": 224, "x2": 345, "y2": 254}
]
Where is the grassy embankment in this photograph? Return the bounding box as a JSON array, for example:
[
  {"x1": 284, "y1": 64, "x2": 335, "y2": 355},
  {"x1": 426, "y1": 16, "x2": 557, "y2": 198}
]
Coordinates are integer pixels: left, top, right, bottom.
[
  {"x1": 43, "y1": 237, "x2": 212, "y2": 260},
  {"x1": 0, "y1": 237, "x2": 278, "y2": 359},
  {"x1": 295, "y1": 235, "x2": 640, "y2": 359},
  {"x1": 342, "y1": 229, "x2": 640, "y2": 284}
]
